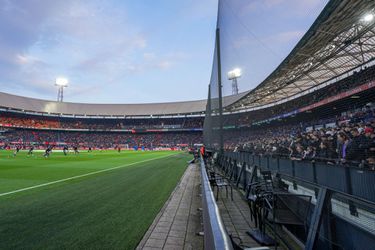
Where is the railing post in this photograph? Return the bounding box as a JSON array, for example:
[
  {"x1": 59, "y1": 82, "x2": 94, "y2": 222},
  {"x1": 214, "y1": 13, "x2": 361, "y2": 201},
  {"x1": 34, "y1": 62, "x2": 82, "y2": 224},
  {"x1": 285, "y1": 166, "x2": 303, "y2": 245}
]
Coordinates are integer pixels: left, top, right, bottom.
[
  {"x1": 250, "y1": 164, "x2": 258, "y2": 184},
  {"x1": 223, "y1": 157, "x2": 227, "y2": 173},
  {"x1": 243, "y1": 164, "x2": 249, "y2": 189},
  {"x1": 258, "y1": 155, "x2": 261, "y2": 167},
  {"x1": 313, "y1": 161, "x2": 319, "y2": 198},
  {"x1": 233, "y1": 159, "x2": 237, "y2": 182},
  {"x1": 227, "y1": 157, "x2": 231, "y2": 174},
  {"x1": 277, "y1": 157, "x2": 280, "y2": 172},
  {"x1": 236, "y1": 162, "x2": 246, "y2": 189},
  {"x1": 306, "y1": 188, "x2": 330, "y2": 250},
  {"x1": 345, "y1": 167, "x2": 358, "y2": 216},
  {"x1": 292, "y1": 160, "x2": 297, "y2": 190}
]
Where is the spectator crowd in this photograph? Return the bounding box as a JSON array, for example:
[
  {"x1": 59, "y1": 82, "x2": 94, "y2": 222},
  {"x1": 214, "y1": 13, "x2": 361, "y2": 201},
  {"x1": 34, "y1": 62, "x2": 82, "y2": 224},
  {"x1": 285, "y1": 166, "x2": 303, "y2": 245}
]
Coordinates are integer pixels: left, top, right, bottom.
[
  {"x1": 0, "y1": 114, "x2": 203, "y2": 130},
  {"x1": 226, "y1": 104, "x2": 375, "y2": 170},
  {"x1": 0, "y1": 130, "x2": 202, "y2": 149}
]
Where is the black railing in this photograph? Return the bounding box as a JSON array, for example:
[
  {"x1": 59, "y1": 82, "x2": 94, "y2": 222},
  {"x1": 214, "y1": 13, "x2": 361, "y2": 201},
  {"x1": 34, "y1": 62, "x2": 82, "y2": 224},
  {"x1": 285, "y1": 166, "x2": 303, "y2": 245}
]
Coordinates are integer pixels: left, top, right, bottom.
[
  {"x1": 216, "y1": 151, "x2": 375, "y2": 250},
  {"x1": 221, "y1": 152, "x2": 375, "y2": 204},
  {"x1": 200, "y1": 157, "x2": 233, "y2": 250}
]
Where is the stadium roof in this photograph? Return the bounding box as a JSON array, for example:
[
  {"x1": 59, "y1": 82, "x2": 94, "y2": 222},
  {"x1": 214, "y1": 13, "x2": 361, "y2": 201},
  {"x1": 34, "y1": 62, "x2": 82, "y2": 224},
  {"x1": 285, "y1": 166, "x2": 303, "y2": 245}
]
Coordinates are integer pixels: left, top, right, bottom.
[
  {"x1": 0, "y1": 91, "x2": 247, "y2": 117},
  {"x1": 227, "y1": 0, "x2": 375, "y2": 112}
]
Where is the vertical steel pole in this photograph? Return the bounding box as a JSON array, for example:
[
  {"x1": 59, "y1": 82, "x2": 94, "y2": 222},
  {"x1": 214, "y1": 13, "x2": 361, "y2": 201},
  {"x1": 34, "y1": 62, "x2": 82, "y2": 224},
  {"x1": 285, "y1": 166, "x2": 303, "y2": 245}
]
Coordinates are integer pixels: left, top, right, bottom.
[{"x1": 216, "y1": 27, "x2": 224, "y2": 154}]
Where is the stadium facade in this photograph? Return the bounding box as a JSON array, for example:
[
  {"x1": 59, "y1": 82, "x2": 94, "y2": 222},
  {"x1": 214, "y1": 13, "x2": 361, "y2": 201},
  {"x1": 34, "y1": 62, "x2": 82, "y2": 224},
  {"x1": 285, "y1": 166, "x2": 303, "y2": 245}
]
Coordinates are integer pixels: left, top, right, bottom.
[{"x1": 0, "y1": 91, "x2": 248, "y2": 118}]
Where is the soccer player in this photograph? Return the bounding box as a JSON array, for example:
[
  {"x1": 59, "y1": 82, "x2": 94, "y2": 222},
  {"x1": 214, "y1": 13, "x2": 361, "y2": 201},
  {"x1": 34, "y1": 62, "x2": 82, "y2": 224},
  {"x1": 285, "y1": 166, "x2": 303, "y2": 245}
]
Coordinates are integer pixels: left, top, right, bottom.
[
  {"x1": 44, "y1": 146, "x2": 52, "y2": 158},
  {"x1": 13, "y1": 145, "x2": 20, "y2": 157},
  {"x1": 88, "y1": 146, "x2": 92, "y2": 152},
  {"x1": 73, "y1": 145, "x2": 79, "y2": 154},
  {"x1": 117, "y1": 145, "x2": 121, "y2": 153},
  {"x1": 63, "y1": 145, "x2": 68, "y2": 156},
  {"x1": 27, "y1": 145, "x2": 34, "y2": 156}
]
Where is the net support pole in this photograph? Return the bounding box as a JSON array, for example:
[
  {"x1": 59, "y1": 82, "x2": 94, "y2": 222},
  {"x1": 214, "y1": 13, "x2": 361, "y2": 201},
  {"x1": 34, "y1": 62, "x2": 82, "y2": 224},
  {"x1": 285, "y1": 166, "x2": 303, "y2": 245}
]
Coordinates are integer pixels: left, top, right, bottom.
[
  {"x1": 206, "y1": 85, "x2": 212, "y2": 148},
  {"x1": 216, "y1": 27, "x2": 224, "y2": 154}
]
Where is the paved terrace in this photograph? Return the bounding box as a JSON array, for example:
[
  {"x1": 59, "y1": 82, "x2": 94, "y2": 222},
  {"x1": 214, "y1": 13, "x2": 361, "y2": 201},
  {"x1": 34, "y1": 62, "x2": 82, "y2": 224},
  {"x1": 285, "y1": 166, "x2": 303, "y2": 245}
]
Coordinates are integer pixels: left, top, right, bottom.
[
  {"x1": 216, "y1": 187, "x2": 281, "y2": 249},
  {"x1": 137, "y1": 163, "x2": 203, "y2": 250},
  {"x1": 138, "y1": 163, "x2": 280, "y2": 250},
  {"x1": 216, "y1": 187, "x2": 263, "y2": 248}
]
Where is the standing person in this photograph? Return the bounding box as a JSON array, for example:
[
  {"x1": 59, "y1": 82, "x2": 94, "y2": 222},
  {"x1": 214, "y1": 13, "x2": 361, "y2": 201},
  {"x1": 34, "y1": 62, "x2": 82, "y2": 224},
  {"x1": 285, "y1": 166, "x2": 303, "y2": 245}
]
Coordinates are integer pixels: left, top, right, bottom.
[
  {"x1": 73, "y1": 145, "x2": 79, "y2": 154},
  {"x1": 44, "y1": 146, "x2": 52, "y2": 158},
  {"x1": 88, "y1": 146, "x2": 92, "y2": 153},
  {"x1": 193, "y1": 148, "x2": 199, "y2": 162},
  {"x1": 117, "y1": 145, "x2": 121, "y2": 153},
  {"x1": 337, "y1": 132, "x2": 350, "y2": 163},
  {"x1": 346, "y1": 129, "x2": 363, "y2": 164},
  {"x1": 63, "y1": 145, "x2": 69, "y2": 156},
  {"x1": 200, "y1": 145, "x2": 205, "y2": 158},
  {"x1": 13, "y1": 145, "x2": 20, "y2": 157},
  {"x1": 27, "y1": 145, "x2": 34, "y2": 156}
]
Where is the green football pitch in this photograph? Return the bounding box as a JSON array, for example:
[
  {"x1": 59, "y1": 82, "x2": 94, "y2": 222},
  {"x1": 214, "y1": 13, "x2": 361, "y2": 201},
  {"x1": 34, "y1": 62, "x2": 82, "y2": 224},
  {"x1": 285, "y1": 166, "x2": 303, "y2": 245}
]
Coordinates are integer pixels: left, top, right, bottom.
[{"x1": 0, "y1": 150, "x2": 191, "y2": 249}]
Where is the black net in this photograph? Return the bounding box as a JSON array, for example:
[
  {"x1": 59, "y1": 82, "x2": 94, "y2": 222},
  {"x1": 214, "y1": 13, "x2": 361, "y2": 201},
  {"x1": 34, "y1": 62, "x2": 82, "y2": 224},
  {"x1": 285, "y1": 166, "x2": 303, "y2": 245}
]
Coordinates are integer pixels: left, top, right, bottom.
[
  {"x1": 204, "y1": 0, "x2": 375, "y2": 171},
  {"x1": 203, "y1": 35, "x2": 221, "y2": 150},
  {"x1": 204, "y1": 0, "x2": 329, "y2": 150}
]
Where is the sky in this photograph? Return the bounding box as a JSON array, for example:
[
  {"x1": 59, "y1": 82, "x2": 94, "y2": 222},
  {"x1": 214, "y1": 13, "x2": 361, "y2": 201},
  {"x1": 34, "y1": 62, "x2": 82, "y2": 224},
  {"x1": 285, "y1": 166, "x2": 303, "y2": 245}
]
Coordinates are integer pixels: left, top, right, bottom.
[
  {"x1": 0, "y1": 0, "x2": 328, "y2": 103},
  {"x1": 217, "y1": 0, "x2": 329, "y2": 96}
]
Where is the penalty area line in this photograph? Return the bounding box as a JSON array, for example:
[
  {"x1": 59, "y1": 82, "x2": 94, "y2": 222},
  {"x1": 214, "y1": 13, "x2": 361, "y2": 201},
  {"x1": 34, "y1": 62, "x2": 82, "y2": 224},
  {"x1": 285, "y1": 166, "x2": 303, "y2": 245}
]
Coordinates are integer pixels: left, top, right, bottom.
[{"x1": 0, "y1": 153, "x2": 179, "y2": 198}]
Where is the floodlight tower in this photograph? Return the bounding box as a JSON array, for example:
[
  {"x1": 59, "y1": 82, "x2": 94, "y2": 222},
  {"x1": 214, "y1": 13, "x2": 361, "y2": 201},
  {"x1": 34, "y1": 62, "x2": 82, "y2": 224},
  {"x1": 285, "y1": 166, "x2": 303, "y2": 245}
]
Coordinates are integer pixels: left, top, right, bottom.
[
  {"x1": 228, "y1": 68, "x2": 241, "y2": 95},
  {"x1": 55, "y1": 78, "x2": 68, "y2": 102}
]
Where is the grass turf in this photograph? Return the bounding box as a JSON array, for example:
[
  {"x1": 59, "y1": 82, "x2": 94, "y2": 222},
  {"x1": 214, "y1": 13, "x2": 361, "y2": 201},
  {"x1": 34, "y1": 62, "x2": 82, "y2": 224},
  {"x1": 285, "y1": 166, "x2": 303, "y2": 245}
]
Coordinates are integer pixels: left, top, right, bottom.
[{"x1": 0, "y1": 150, "x2": 191, "y2": 249}]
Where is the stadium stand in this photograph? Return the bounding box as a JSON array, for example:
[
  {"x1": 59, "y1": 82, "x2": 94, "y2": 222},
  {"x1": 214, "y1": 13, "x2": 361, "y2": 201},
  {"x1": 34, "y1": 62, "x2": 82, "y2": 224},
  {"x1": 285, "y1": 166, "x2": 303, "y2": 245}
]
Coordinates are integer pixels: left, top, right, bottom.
[
  {"x1": 1, "y1": 130, "x2": 202, "y2": 149},
  {"x1": 0, "y1": 91, "x2": 244, "y2": 150},
  {"x1": 227, "y1": 108, "x2": 375, "y2": 169},
  {"x1": 0, "y1": 95, "x2": 210, "y2": 149},
  {"x1": 0, "y1": 113, "x2": 204, "y2": 130}
]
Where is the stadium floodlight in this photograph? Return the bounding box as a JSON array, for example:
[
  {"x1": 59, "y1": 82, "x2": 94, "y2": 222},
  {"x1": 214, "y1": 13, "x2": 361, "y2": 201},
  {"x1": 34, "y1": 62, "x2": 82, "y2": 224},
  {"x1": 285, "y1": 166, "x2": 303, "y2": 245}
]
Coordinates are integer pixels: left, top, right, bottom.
[
  {"x1": 55, "y1": 77, "x2": 68, "y2": 102},
  {"x1": 55, "y1": 77, "x2": 69, "y2": 87},
  {"x1": 362, "y1": 13, "x2": 374, "y2": 22},
  {"x1": 227, "y1": 68, "x2": 242, "y2": 80},
  {"x1": 228, "y1": 68, "x2": 242, "y2": 95}
]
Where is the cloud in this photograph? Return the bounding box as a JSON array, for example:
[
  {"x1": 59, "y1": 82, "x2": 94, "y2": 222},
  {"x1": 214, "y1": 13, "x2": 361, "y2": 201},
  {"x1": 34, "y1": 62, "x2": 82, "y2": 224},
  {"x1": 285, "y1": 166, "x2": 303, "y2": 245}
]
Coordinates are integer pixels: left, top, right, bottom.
[
  {"x1": 0, "y1": 0, "x2": 154, "y2": 99},
  {"x1": 183, "y1": 0, "x2": 217, "y2": 20},
  {"x1": 239, "y1": 0, "x2": 326, "y2": 17},
  {"x1": 266, "y1": 30, "x2": 305, "y2": 44},
  {"x1": 0, "y1": 0, "x2": 72, "y2": 97},
  {"x1": 15, "y1": 54, "x2": 47, "y2": 67},
  {"x1": 0, "y1": 0, "x2": 218, "y2": 103},
  {"x1": 232, "y1": 30, "x2": 304, "y2": 50},
  {"x1": 143, "y1": 53, "x2": 156, "y2": 61},
  {"x1": 125, "y1": 51, "x2": 189, "y2": 74}
]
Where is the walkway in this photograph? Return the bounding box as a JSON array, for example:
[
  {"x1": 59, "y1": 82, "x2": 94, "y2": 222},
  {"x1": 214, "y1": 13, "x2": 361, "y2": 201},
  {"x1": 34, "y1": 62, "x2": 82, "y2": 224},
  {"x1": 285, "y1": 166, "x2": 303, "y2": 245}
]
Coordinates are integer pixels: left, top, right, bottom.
[
  {"x1": 216, "y1": 185, "x2": 293, "y2": 249},
  {"x1": 137, "y1": 163, "x2": 203, "y2": 250}
]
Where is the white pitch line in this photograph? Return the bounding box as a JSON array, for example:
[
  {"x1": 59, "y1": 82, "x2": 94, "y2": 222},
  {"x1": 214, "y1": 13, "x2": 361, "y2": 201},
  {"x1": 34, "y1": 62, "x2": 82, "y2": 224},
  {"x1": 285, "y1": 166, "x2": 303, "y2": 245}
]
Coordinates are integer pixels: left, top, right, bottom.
[{"x1": 0, "y1": 153, "x2": 179, "y2": 197}]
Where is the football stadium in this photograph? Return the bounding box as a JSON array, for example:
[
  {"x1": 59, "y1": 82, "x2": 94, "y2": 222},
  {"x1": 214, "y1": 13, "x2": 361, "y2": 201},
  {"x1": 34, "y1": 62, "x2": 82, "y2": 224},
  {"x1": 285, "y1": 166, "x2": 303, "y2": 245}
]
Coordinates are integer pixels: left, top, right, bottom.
[{"x1": 1, "y1": 0, "x2": 375, "y2": 249}]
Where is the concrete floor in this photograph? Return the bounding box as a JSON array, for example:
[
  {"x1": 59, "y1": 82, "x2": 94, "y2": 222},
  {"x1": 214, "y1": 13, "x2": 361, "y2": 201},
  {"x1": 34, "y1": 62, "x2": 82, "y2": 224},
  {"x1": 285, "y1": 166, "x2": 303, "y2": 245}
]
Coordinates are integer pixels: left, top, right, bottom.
[
  {"x1": 137, "y1": 163, "x2": 203, "y2": 250},
  {"x1": 137, "y1": 163, "x2": 284, "y2": 250}
]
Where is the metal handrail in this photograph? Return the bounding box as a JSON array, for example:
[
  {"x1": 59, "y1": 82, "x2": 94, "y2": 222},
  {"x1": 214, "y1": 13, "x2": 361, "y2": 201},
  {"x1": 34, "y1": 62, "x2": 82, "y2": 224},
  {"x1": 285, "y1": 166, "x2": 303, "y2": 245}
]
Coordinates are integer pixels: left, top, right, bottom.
[
  {"x1": 200, "y1": 157, "x2": 233, "y2": 250},
  {"x1": 223, "y1": 151, "x2": 375, "y2": 205}
]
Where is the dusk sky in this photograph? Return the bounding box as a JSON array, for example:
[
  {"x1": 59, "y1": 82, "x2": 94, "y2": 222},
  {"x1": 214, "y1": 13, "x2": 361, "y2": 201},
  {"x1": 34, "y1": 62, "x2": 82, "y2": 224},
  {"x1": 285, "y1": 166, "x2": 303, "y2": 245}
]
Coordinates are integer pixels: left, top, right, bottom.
[{"x1": 0, "y1": 0, "x2": 328, "y2": 104}]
